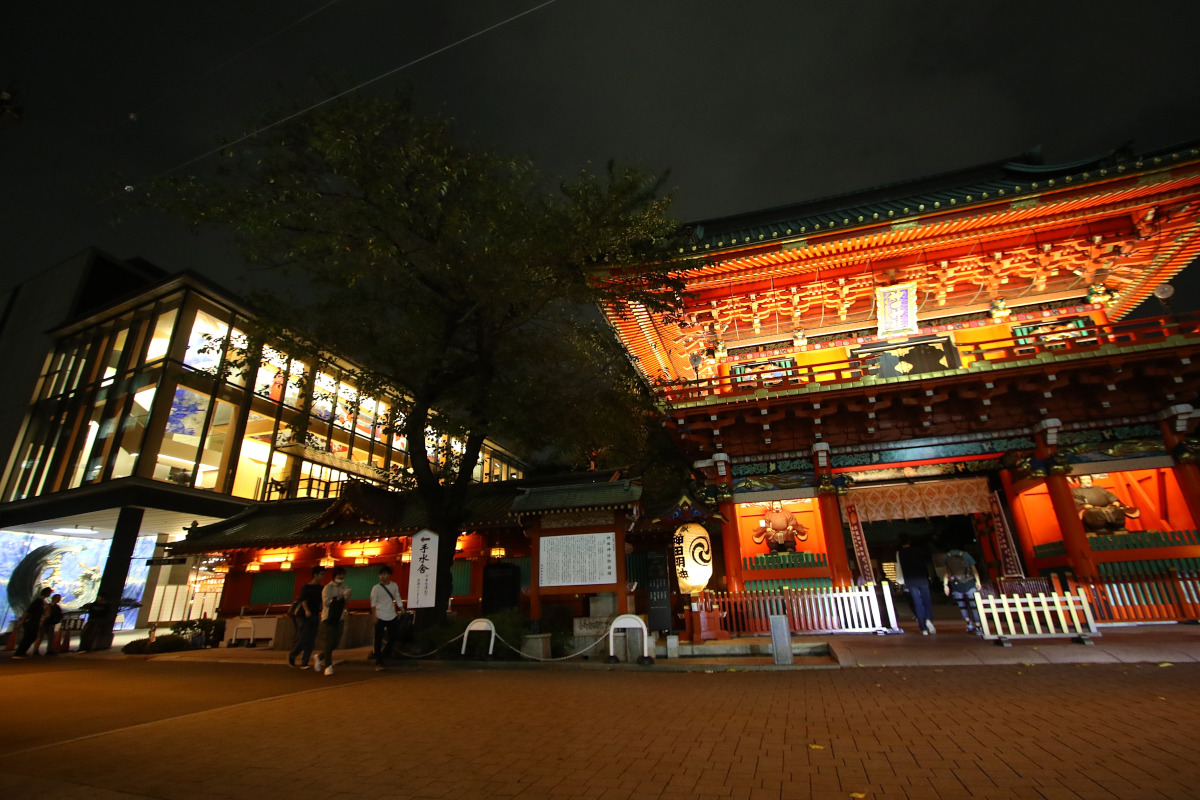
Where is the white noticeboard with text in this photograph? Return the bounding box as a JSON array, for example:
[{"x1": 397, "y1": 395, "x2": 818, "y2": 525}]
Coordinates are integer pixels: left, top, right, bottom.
[
  {"x1": 407, "y1": 529, "x2": 439, "y2": 608},
  {"x1": 538, "y1": 532, "x2": 617, "y2": 588}
]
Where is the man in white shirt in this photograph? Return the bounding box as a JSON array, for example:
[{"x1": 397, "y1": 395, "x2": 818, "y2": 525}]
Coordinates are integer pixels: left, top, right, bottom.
[{"x1": 370, "y1": 565, "x2": 405, "y2": 671}]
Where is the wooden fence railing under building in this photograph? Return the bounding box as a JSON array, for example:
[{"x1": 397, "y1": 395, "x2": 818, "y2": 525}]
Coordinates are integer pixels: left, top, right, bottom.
[{"x1": 1078, "y1": 572, "x2": 1200, "y2": 623}]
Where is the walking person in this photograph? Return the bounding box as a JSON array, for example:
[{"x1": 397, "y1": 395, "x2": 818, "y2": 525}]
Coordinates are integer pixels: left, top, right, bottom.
[
  {"x1": 33, "y1": 594, "x2": 64, "y2": 656},
  {"x1": 942, "y1": 548, "x2": 983, "y2": 634},
  {"x1": 12, "y1": 587, "x2": 51, "y2": 660},
  {"x1": 895, "y1": 534, "x2": 937, "y2": 635},
  {"x1": 370, "y1": 565, "x2": 405, "y2": 671},
  {"x1": 314, "y1": 566, "x2": 351, "y2": 676},
  {"x1": 287, "y1": 566, "x2": 325, "y2": 669}
]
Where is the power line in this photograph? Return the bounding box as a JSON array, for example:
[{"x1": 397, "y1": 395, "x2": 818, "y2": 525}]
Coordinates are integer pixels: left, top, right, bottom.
[{"x1": 149, "y1": 0, "x2": 560, "y2": 183}]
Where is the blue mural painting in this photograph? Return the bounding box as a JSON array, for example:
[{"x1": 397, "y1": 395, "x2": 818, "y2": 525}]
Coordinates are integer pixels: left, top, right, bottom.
[{"x1": 0, "y1": 532, "x2": 157, "y2": 632}]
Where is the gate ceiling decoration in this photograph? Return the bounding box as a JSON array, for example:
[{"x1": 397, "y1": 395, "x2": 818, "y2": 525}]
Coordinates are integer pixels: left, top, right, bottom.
[{"x1": 845, "y1": 478, "x2": 992, "y2": 523}]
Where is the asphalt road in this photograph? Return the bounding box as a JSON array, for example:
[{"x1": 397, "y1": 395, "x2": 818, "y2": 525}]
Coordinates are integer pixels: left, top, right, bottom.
[{"x1": 2, "y1": 655, "x2": 1199, "y2": 800}]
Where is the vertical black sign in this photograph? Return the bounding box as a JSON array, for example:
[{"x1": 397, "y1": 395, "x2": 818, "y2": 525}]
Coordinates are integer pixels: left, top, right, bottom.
[{"x1": 646, "y1": 550, "x2": 673, "y2": 633}]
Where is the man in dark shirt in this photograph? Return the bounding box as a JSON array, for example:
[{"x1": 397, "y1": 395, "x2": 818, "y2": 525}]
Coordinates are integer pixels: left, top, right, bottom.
[
  {"x1": 288, "y1": 566, "x2": 325, "y2": 669},
  {"x1": 12, "y1": 587, "x2": 52, "y2": 659},
  {"x1": 895, "y1": 535, "x2": 937, "y2": 635}
]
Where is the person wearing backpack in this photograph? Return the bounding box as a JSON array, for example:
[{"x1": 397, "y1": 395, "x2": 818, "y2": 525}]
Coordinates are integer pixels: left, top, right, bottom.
[
  {"x1": 287, "y1": 566, "x2": 325, "y2": 669},
  {"x1": 315, "y1": 566, "x2": 351, "y2": 676},
  {"x1": 942, "y1": 549, "x2": 982, "y2": 634}
]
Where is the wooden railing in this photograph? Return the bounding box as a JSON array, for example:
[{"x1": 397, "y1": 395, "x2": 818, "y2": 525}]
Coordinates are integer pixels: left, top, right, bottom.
[
  {"x1": 707, "y1": 583, "x2": 898, "y2": 636},
  {"x1": 1077, "y1": 572, "x2": 1200, "y2": 623},
  {"x1": 1089, "y1": 530, "x2": 1200, "y2": 550},
  {"x1": 658, "y1": 312, "x2": 1200, "y2": 406},
  {"x1": 975, "y1": 588, "x2": 1099, "y2": 643}
]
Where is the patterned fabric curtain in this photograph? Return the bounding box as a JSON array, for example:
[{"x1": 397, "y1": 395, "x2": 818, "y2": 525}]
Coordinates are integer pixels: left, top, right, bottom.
[{"x1": 844, "y1": 478, "x2": 992, "y2": 522}]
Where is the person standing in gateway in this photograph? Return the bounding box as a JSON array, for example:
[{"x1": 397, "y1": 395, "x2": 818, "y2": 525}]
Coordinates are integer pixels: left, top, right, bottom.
[
  {"x1": 315, "y1": 567, "x2": 351, "y2": 676},
  {"x1": 288, "y1": 566, "x2": 325, "y2": 668},
  {"x1": 895, "y1": 534, "x2": 937, "y2": 635}
]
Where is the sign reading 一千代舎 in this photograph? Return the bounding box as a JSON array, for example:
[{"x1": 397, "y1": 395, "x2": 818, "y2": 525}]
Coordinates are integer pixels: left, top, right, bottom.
[
  {"x1": 406, "y1": 529, "x2": 439, "y2": 608},
  {"x1": 538, "y1": 532, "x2": 617, "y2": 588}
]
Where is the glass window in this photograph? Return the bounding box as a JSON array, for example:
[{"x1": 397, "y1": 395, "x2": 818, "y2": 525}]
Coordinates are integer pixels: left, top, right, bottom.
[
  {"x1": 196, "y1": 399, "x2": 236, "y2": 490},
  {"x1": 183, "y1": 310, "x2": 229, "y2": 373},
  {"x1": 110, "y1": 383, "x2": 156, "y2": 479},
  {"x1": 153, "y1": 386, "x2": 211, "y2": 486},
  {"x1": 145, "y1": 308, "x2": 178, "y2": 363},
  {"x1": 224, "y1": 328, "x2": 249, "y2": 387},
  {"x1": 231, "y1": 411, "x2": 274, "y2": 499}
]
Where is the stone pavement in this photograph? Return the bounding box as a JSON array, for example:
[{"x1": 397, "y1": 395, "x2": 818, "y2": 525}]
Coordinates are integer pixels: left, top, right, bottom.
[{"x1": 2, "y1": 624, "x2": 1200, "y2": 800}]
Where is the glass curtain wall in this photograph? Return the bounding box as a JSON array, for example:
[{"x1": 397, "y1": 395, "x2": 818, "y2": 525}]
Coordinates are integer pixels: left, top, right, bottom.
[{"x1": 4, "y1": 284, "x2": 528, "y2": 503}]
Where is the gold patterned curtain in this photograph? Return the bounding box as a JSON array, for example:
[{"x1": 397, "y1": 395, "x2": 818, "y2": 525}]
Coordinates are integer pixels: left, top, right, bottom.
[{"x1": 843, "y1": 478, "x2": 992, "y2": 522}]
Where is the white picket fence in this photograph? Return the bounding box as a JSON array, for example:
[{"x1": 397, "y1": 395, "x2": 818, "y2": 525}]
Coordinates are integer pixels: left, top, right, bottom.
[
  {"x1": 974, "y1": 588, "x2": 1100, "y2": 645},
  {"x1": 709, "y1": 582, "x2": 899, "y2": 635}
]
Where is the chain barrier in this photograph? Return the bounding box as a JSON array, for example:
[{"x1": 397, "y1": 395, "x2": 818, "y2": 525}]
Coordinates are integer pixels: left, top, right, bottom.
[{"x1": 392, "y1": 627, "x2": 623, "y2": 663}]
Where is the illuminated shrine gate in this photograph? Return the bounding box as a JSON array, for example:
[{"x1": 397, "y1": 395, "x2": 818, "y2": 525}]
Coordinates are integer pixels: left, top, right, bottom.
[{"x1": 606, "y1": 141, "x2": 1200, "y2": 604}]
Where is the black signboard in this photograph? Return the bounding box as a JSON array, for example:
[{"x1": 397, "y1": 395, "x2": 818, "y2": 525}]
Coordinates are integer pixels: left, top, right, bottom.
[
  {"x1": 645, "y1": 550, "x2": 673, "y2": 633},
  {"x1": 145, "y1": 556, "x2": 188, "y2": 566}
]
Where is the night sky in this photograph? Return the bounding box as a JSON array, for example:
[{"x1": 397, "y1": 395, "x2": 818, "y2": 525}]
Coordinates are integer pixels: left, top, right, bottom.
[{"x1": 5, "y1": 1, "x2": 1200, "y2": 308}]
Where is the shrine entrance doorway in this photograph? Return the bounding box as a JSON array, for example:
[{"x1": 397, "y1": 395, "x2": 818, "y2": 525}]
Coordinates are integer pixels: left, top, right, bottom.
[{"x1": 841, "y1": 476, "x2": 998, "y2": 581}]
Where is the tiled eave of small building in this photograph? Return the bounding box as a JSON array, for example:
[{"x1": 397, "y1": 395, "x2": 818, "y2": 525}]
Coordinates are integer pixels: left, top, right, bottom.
[
  {"x1": 170, "y1": 472, "x2": 641, "y2": 554},
  {"x1": 508, "y1": 479, "x2": 642, "y2": 516}
]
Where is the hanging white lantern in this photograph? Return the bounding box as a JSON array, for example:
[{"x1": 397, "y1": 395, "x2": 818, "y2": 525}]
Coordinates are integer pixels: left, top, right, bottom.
[{"x1": 673, "y1": 523, "x2": 713, "y2": 597}]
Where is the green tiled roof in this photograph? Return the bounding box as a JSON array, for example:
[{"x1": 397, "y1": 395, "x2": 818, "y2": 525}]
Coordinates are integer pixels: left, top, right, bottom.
[
  {"x1": 170, "y1": 473, "x2": 640, "y2": 553},
  {"x1": 687, "y1": 140, "x2": 1200, "y2": 253},
  {"x1": 510, "y1": 480, "x2": 641, "y2": 514}
]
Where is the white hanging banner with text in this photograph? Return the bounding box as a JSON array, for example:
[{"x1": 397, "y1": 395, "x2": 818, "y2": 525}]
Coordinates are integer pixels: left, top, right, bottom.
[{"x1": 407, "y1": 529, "x2": 439, "y2": 608}]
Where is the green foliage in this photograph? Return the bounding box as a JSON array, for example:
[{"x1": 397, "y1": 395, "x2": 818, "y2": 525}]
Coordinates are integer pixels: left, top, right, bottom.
[
  {"x1": 170, "y1": 618, "x2": 217, "y2": 640},
  {"x1": 145, "y1": 93, "x2": 696, "y2": 619}
]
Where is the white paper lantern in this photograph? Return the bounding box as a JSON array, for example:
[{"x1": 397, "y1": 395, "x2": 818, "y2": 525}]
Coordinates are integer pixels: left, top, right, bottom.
[{"x1": 673, "y1": 523, "x2": 713, "y2": 596}]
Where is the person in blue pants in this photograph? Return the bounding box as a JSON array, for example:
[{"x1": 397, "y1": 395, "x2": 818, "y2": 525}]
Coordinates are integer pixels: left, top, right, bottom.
[{"x1": 895, "y1": 534, "x2": 936, "y2": 635}]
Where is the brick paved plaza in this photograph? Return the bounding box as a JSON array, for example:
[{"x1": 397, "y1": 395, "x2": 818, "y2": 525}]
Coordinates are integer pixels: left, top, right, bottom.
[{"x1": 2, "y1": 654, "x2": 1199, "y2": 800}]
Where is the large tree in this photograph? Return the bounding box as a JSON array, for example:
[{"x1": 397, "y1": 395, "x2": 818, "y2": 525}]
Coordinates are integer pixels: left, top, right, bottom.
[{"x1": 148, "y1": 94, "x2": 691, "y2": 621}]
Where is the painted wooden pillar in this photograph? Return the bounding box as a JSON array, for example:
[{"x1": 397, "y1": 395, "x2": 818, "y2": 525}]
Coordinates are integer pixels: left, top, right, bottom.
[
  {"x1": 1159, "y1": 405, "x2": 1200, "y2": 527},
  {"x1": 1035, "y1": 424, "x2": 1098, "y2": 579},
  {"x1": 528, "y1": 528, "x2": 542, "y2": 629},
  {"x1": 812, "y1": 443, "x2": 852, "y2": 586},
  {"x1": 697, "y1": 453, "x2": 744, "y2": 592},
  {"x1": 615, "y1": 514, "x2": 629, "y2": 616},
  {"x1": 718, "y1": 496, "x2": 742, "y2": 592}
]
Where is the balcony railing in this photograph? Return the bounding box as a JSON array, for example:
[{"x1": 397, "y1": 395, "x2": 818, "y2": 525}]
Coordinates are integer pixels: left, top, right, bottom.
[{"x1": 659, "y1": 313, "x2": 1200, "y2": 407}]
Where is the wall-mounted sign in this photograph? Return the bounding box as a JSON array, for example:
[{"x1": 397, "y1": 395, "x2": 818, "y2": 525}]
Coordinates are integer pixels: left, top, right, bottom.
[
  {"x1": 538, "y1": 532, "x2": 617, "y2": 587},
  {"x1": 875, "y1": 282, "x2": 919, "y2": 339},
  {"x1": 407, "y1": 529, "x2": 439, "y2": 608}
]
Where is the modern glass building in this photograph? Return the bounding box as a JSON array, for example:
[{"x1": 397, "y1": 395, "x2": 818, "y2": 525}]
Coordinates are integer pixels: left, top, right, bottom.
[{"x1": 0, "y1": 251, "x2": 524, "y2": 643}]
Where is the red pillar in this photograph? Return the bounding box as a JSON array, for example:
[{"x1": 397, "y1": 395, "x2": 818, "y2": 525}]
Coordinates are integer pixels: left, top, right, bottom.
[
  {"x1": 1160, "y1": 416, "x2": 1200, "y2": 527},
  {"x1": 718, "y1": 496, "x2": 743, "y2": 592},
  {"x1": 1035, "y1": 430, "x2": 1098, "y2": 579},
  {"x1": 817, "y1": 490, "x2": 852, "y2": 586},
  {"x1": 812, "y1": 444, "x2": 851, "y2": 586}
]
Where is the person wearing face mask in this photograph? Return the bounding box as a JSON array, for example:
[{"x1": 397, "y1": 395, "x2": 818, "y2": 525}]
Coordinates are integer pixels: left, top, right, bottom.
[{"x1": 315, "y1": 566, "x2": 352, "y2": 676}]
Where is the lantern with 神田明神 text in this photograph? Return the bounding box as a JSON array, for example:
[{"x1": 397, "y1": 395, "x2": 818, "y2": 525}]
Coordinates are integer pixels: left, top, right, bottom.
[{"x1": 673, "y1": 523, "x2": 713, "y2": 597}]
